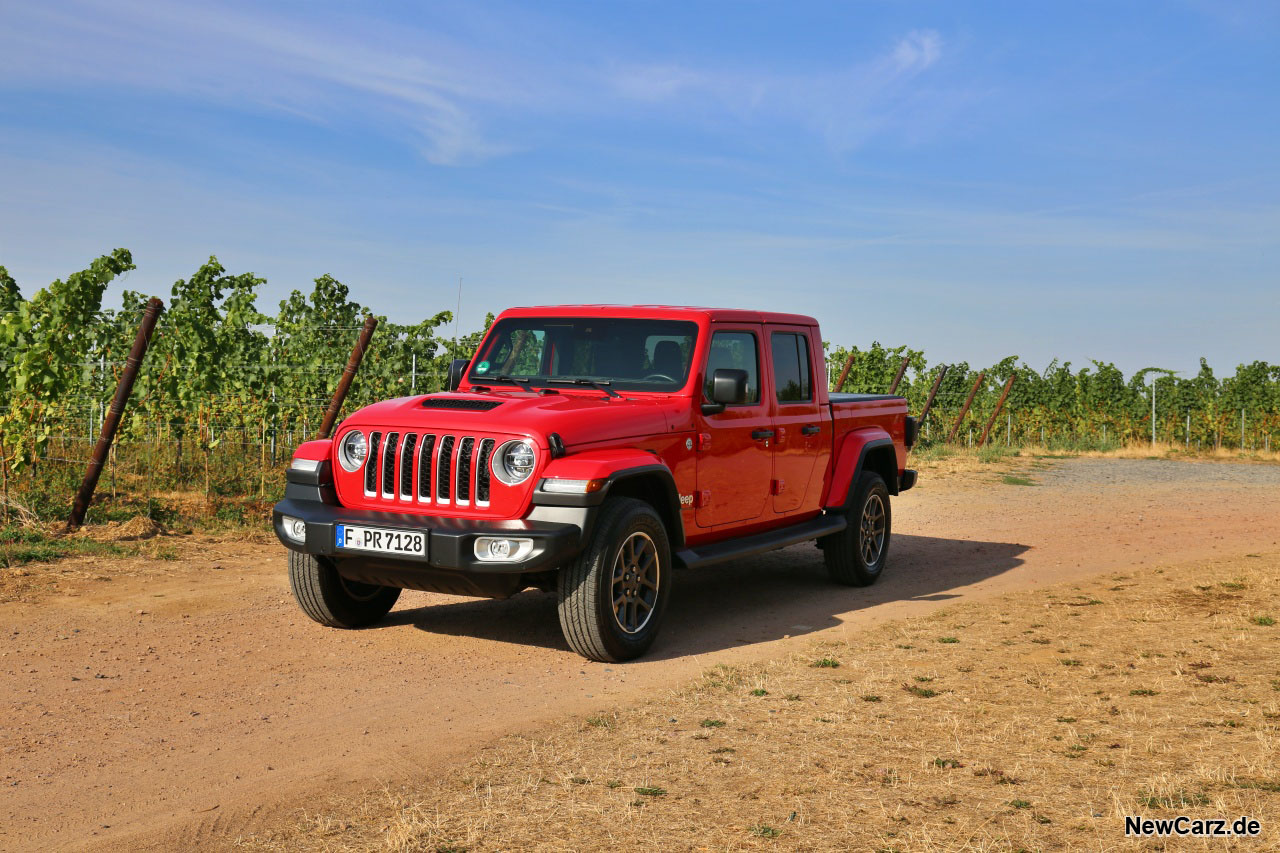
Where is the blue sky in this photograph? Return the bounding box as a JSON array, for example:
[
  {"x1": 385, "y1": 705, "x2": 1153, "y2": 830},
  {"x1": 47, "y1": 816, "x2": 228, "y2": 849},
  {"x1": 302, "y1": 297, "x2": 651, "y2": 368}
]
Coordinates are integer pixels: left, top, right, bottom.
[{"x1": 1, "y1": 0, "x2": 1277, "y2": 376}]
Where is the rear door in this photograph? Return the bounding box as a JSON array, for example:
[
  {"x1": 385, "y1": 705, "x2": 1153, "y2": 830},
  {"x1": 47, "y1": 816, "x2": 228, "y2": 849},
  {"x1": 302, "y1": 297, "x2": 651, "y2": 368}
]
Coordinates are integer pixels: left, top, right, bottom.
[
  {"x1": 694, "y1": 326, "x2": 773, "y2": 527},
  {"x1": 767, "y1": 326, "x2": 828, "y2": 513}
]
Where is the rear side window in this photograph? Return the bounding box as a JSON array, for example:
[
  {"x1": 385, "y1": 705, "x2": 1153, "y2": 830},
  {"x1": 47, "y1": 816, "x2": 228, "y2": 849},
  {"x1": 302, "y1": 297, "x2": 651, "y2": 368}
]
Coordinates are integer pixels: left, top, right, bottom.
[
  {"x1": 704, "y1": 331, "x2": 760, "y2": 404},
  {"x1": 771, "y1": 332, "x2": 812, "y2": 403}
]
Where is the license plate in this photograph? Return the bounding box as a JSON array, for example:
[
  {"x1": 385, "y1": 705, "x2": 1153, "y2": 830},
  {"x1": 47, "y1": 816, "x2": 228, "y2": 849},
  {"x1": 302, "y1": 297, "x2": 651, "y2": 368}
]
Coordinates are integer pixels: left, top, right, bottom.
[{"x1": 335, "y1": 524, "x2": 427, "y2": 557}]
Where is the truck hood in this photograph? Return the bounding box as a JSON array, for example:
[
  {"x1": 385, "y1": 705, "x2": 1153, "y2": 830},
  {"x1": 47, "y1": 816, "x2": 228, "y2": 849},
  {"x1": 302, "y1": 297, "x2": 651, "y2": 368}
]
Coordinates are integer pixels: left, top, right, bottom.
[{"x1": 340, "y1": 391, "x2": 686, "y2": 449}]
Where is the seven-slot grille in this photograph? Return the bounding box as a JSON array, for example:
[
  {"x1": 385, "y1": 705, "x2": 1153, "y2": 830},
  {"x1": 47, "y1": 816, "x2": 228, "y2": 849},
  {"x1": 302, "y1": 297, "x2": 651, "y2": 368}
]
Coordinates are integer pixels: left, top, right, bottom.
[{"x1": 362, "y1": 431, "x2": 497, "y2": 509}]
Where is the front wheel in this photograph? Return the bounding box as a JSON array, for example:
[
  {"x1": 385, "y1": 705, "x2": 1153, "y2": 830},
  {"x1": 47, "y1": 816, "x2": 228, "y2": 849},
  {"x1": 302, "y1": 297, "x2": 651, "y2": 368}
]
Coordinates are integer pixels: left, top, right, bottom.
[
  {"x1": 288, "y1": 550, "x2": 401, "y2": 628},
  {"x1": 822, "y1": 471, "x2": 892, "y2": 586},
  {"x1": 557, "y1": 497, "x2": 672, "y2": 662}
]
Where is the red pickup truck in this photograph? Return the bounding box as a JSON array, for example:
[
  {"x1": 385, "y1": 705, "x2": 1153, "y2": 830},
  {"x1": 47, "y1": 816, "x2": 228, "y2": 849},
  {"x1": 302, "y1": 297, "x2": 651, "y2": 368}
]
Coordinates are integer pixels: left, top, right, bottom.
[{"x1": 274, "y1": 306, "x2": 917, "y2": 661}]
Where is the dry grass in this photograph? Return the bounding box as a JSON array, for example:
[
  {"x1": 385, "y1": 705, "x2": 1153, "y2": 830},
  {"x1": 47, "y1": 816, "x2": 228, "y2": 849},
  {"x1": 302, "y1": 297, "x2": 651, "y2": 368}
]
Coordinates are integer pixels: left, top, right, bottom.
[
  {"x1": 0, "y1": 526, "x2": 274, "y2": 603},
  {"x1": 909, "y1": 441, "x2": 1280, "y2": 482},
  {"x1": 1044, "y1": 441, "x2": 1280, "y2": 465},
  {"x1": 1004, "y1": 441, "x2": 1270, "y2": 463},
  {"x1": 243, "y1": 552, "x2": 1280, "y2": 852}
]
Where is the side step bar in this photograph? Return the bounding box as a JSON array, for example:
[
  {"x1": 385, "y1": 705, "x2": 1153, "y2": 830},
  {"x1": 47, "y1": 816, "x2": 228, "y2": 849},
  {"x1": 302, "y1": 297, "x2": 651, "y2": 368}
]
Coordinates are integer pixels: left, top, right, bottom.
[{"x1": 675, "y1": 513, "x2": 846, "y2": 571}]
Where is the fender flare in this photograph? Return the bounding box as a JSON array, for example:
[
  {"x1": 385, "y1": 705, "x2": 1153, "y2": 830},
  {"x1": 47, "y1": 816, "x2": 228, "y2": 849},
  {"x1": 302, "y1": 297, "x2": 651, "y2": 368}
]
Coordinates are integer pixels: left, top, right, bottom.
[
  {"x1": 531, "y1": 451, "x2": 687, "y2": 549},
  {"x1": 292, "y1": 438, "x2": 333, "y2": 462},
  {"x1": 825, "y1": 428, "x2": 899, "y2": 509}
]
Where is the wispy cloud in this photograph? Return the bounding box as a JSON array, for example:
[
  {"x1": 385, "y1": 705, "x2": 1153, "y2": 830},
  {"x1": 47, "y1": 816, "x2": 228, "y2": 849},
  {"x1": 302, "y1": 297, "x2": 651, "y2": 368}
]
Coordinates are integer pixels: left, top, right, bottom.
[
  {"x1": 1, "y1": 5, "x2": 954, "y2": 163},
  {"x1": 612, "y1": 65, "x2": 707, "y2": 102},
  {"x1": 608, "y1": 30, "x2": 949, "y2": 151},
  {"x1": 891, "y1": 29, "x2": 943, "y2": 70},
  {"x1": 0, "y1": 0, "x2": 532, "y2": 164}
]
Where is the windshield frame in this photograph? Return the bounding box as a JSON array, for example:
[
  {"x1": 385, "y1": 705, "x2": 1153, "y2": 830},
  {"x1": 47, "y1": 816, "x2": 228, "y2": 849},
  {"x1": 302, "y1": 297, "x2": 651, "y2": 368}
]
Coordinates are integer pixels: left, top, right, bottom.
[{"x1": 464, "y1": 315, "x2": 702, "y2": 394}]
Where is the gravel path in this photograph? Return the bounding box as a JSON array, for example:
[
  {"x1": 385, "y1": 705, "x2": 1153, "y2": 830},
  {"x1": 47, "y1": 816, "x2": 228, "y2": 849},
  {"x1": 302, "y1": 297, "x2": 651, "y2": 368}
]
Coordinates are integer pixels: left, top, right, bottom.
[{"x1": 1036, "y1": 457, "x2": 1280, "y2": 488}]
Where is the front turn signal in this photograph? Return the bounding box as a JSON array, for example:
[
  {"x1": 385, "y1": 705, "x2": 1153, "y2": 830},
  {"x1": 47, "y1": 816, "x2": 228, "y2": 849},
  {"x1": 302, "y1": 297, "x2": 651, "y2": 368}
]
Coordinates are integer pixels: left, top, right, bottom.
[{"x1": 541, "y1": 478, "x2": 606, "y2": 495}]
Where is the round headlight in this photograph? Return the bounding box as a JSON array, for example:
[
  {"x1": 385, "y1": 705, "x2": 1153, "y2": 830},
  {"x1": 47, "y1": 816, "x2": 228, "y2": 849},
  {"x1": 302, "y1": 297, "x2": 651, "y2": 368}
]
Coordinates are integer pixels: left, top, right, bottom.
[
  {"x1": 339, "y1": 430, "x2": 368, "y2": 472},
  {"x1": 494, "y1": 439, "x2": 537, "y2": 485}
]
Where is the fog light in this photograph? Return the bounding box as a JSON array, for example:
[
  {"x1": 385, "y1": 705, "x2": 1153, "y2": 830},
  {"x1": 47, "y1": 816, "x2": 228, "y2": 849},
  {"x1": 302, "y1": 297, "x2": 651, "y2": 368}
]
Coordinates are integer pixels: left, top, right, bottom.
[
  {"x1": 282, "y1": 515, "x2": 306, "y2": 543},
  {"x1": 473, "y1": 536, "x2": 534, "y2": 563}
]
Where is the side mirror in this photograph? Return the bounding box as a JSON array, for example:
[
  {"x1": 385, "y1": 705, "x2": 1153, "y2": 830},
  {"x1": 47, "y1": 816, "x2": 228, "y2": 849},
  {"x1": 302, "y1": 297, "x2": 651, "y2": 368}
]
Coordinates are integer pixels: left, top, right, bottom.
[
  {"x1": 702, "y1": 368, "x2": 749, "y2": 414},
  {"x1": 446, "y1": 358, "x2": 469, "y2": 392}
]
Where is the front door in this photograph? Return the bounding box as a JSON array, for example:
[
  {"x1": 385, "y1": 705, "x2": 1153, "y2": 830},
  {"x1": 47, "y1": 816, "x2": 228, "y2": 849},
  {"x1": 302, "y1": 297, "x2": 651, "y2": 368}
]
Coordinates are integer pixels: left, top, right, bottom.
[
  {"x1": 695, "y1": 327, "x2": 773, "y2": 527},
  {"x1": 768, "y1": 327, "x2": 827, "y2": 513}
]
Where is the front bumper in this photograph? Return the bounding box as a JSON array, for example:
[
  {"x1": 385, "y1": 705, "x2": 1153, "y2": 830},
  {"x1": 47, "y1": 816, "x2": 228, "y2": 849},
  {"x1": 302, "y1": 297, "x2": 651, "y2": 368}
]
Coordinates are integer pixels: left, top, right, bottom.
[{"x1": 272, "y1": 497, "x2": 582, "y2": 574}]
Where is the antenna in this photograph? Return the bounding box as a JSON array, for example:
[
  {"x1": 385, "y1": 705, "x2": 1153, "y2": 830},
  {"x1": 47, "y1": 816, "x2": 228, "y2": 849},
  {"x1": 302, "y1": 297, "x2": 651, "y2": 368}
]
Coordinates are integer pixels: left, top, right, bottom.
[{"x1": 453, "y1": 276, "x2": 462, "y2": 358}]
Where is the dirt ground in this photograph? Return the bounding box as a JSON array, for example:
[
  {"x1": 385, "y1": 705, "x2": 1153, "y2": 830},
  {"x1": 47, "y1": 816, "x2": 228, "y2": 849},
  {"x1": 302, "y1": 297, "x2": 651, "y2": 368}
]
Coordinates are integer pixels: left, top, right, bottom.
[
  {"x1": 3, "y1": 456, "x2": 1279, "y2": 851},
  {"x1": 251, "y1": 551, "x2": 1280, "y2": 852}
]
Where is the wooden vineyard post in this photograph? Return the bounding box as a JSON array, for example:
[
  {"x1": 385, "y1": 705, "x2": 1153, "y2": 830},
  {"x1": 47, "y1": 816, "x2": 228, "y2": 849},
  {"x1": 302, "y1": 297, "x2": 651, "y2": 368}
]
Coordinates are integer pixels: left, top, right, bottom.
[
  {"x1": 979, "y1": 374, "x2": 1017, "y2": 446},
  {"x1": 1, "y1": 442, "x2": 8, "y2": 525},
  {"x1": 319, "y1": 316, "x2": 378, "y2": 439},
  {"x1": 66, "y1": 297, "x2": 164, "y2": 531},
  {"x1": 888, "y1": 356, "x2": 910, "y2": 394},
  {"x1": 948, "y1": 373, "x2": 985, "y2": 443},
  {"x1": 833, "y1": 352, "x2": 856, "y2": 393},
  {"x1": 918, "y1": 366, "x2": 948, "y2": 423}
]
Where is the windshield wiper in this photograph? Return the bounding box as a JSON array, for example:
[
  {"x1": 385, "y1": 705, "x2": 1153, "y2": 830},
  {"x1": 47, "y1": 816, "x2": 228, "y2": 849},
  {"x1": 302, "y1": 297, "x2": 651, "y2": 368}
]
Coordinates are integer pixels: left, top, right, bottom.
[
  {"x1": 495, "y1": 374, "x2": 538, "y2": 392},
  {"x1": 545, "y1": 377, "x2": 621, "y2": 399},
  {"x1": 471, "y1": 374, "x2": 539, "y2": 392}
]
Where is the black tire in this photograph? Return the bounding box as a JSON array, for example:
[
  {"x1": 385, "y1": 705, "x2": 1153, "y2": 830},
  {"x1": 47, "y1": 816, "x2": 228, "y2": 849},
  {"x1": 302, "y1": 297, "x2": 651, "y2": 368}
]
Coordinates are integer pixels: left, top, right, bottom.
[
  {"x1": 557, "y1": 497, "x2": 672, "y2": 662},
  {"x1": 822, "y1": 471, "x2": 892, "y2": 586},
  {"x1": 288, "y1": 550, "x2": 401, "y2": 629}
]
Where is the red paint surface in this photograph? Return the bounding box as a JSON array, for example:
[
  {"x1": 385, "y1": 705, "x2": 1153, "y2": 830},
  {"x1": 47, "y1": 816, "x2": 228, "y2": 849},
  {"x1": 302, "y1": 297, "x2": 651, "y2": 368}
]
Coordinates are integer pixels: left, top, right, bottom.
[{"x1": 290, "y1": 305, "x2": 910, "y2": 543}]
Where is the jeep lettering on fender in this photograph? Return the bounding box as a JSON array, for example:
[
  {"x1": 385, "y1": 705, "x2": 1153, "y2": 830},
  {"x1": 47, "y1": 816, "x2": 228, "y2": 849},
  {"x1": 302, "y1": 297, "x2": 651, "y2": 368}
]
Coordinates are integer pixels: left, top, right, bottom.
[{"x1": 273, "y1": 306, "x2": 917, "y2": 661}]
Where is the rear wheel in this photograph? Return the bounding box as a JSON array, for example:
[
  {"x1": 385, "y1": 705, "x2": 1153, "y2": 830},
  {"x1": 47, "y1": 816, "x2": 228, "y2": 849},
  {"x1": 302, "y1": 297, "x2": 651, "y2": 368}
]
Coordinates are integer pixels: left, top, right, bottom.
[
  {"x1": 822, "y1": 471, "x2": 891, "y2": 586},
  {"x1": 557, "y1": 498, "x2": 672, "y2": 662},
  {"x1": 288, "y1": 550, "x2": 401, "y2": 628}
]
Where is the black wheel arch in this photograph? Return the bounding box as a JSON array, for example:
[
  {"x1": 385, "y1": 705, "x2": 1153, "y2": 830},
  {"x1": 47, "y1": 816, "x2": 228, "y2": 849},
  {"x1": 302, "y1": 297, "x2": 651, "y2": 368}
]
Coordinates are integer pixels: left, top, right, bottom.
[
  {"x1": 829, "y1": 438, "x2": 900, "y2": 511},
  {"x1": 531, "y1": 464, "x2": 686, "y2": 550}
]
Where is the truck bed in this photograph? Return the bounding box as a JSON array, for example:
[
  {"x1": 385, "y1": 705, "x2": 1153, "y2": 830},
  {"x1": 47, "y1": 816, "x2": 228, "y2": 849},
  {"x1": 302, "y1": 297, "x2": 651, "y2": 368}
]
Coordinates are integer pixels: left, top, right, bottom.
[{"x1": 827, "y1": 392, "x2": 910, "y2": 476}]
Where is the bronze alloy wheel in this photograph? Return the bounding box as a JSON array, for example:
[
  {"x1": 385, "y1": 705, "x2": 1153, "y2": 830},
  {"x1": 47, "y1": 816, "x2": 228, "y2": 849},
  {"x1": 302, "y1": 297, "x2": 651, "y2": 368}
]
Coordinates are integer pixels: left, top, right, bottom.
[
  {"x1": 610, "y1": 531, "x2": 660, "y2": 634},
  {"x1": 860, "y1": 492, "x2": 887, "y2": 565}
]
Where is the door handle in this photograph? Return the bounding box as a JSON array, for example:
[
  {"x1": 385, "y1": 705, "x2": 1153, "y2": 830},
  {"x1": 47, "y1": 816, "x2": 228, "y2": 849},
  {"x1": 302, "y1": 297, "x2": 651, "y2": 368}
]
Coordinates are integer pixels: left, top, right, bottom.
[
  {"x1": 801, "y1": 425, "x2": 821, "y2": 436},
  {"x1": 751, "y1": 429, "x2": 776, "y2": 441}
]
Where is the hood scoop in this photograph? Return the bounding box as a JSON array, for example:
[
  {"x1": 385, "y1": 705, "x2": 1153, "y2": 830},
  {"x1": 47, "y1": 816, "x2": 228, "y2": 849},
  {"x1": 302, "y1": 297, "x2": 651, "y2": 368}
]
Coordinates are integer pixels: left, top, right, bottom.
[
  {"x1": 417, "y1": 397, "x2": 501, "y2": 409},
  {"x1": 421, "y1": 398, "x2": 504, "y2": 411}
]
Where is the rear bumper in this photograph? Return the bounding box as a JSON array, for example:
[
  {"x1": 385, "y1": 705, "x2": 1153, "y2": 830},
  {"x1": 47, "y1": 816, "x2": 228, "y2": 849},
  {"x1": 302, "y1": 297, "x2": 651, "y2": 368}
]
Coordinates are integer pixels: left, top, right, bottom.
[
  {"x1": 899, "y1": 469, "x2": 918, "y2": 492},
  {"x1": 272, "y1": 497, "x2": 583, "y2": 575}
]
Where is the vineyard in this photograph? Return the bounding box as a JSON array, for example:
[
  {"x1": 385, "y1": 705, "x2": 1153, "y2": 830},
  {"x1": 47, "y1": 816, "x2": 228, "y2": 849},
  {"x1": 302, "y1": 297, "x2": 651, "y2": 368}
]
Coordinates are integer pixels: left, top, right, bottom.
[
  {"x1": 825, "y1": 343, "x2": 1280, "y2": 452},
  {"x1": 3, "y1": 250, "x2": 1278, "y2": 529}
]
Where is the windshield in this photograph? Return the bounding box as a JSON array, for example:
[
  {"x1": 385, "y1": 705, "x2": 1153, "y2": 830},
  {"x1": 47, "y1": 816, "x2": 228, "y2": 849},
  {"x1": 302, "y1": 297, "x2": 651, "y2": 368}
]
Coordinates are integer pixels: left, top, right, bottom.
[{"x1": 467, "y1": 317, "x2": 699, "y2": 392}]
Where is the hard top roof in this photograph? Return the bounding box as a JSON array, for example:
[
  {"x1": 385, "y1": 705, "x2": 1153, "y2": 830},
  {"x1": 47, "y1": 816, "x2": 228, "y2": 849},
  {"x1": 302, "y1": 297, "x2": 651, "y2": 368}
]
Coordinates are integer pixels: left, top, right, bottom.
[{"x1": 496, "y1": 304, "x2": 818, "y2": 326}]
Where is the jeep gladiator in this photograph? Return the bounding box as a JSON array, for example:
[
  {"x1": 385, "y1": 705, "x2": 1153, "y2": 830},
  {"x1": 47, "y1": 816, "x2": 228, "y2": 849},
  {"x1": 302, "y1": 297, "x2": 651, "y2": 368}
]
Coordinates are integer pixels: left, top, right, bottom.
[{"x1": 273, "y1": 306, "x2": 918, "y2": 661}]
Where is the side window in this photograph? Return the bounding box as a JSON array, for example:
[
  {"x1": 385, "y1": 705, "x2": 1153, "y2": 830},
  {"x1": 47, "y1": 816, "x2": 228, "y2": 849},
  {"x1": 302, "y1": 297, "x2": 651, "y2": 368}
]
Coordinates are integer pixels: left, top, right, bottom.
[
  {"x1": 771, "y1": 332, "x2": 812, "y2": 403},
  {"x1": 704, "y1": 331, "x2": 760, "y2": 405}
]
